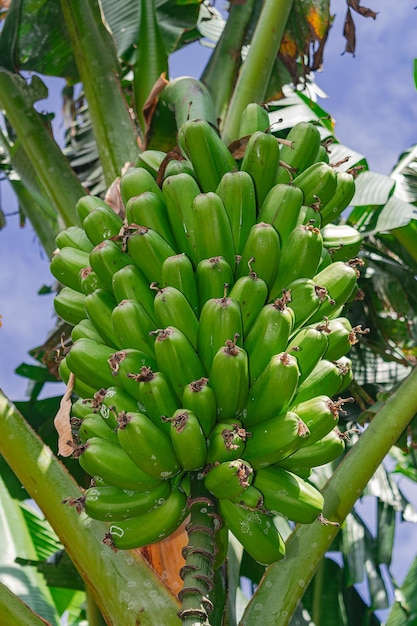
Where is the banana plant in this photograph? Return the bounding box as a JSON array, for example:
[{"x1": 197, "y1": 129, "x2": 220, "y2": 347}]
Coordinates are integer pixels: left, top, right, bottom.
[{"x1": 1, "y1": 1, "x2": 417, "y2": 625}]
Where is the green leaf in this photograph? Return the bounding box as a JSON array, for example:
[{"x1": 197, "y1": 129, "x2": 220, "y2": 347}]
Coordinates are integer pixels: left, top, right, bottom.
[
  {"x1": 351, "y1": 171, "x2": 395, "y2": 207},
  {"x1": 386, "y1": 555, "x2": 417, "y2": 625},
  {"x1": 15, "y1": 363, "x2": 57, "y2": 383},
  {"x1": 372, "y1": 196, "x2": 417, "y2": 234}
]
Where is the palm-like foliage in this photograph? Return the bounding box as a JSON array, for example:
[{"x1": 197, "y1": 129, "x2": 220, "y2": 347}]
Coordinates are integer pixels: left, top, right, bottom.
[{"x1": 1, "y1": 1, "x2": 417, "y2": 625}]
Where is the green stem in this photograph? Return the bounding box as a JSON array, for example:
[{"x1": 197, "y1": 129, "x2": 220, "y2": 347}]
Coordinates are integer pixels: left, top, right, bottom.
[
  {"x1": 0, "y1": 70, "x2": 84, "y2": 227},
  {"x1": 241, "y1": 364, "x2": 417, "y2": 626},
  {"x1": 86, "y1": 587, "x2": 107, "y2": 626},
  {"x1": 200, "y1": 0, "x2": 256, "y2": 124},
  {"x1": 178, "y1": 473, "x2": 218, "y2": 626},
  {"x1": 221, "y1": 0, "x2": 294, "y2": 145},
  {"x1": 0, "y1": 390, "x2": 181, "y2": 626},
  {"x1": 0, "y1": 581, "x2": 50, "y2": 626},
  {"x1": 59, "y1": 0, "x2": 139, "y2": 186}
]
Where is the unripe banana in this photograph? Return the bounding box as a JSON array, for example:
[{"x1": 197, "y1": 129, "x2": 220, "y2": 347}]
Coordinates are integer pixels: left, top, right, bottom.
[
  {"x1": 291, "y1": 395, "x2": 350, "y2": 447},
  {"x1": 126, "y1": 225, "x2": 177, "y2": 285},
  {"x1": 218, "y1": 499, "x2": 286, "y2": 565},
  {"x1": 320, "y1": 170, "x2": 356, "y2": 226},
  {"x1": 292, "y1": 357, "x2": 353, "y2": 405},
  {"x1": 239, "y1": 102, "x2": 270, "y2": 137},
  {"x1": 117, "y1": 411, "x2": 180, "y2": 480},
  {"x1": 112, "y1": 264, "x2": 156, "y2": 321},
  {"x1": 253, "y1": 465, "x2": 323, "y2": 524},
  {"x1": 111, "y1": 299, "x2": 156, "y2": 356},
  {"x1": 84, "y1": 288, "x2": 119, "y2": 348},
  {"x1": 308, "y1": 259, "x2": 363, "y2": 324},
  {"x1": 162, "y1": 173, "x2": 201, "y2": 262},
  {"x1": 79, "y1": 267, "x2": 104, "y2": 295},
  {"x1": 107, "y1": 348, "x2": 158, "y2": 398},
  {"x1": 244, "y1": 297, "x2": 294, "y2": 384},
  {"x1": 235, "y1": 221, "x2": 281, "y2": 289},
  {"x1": 192, "y1": 192, "x2": 236, "y2": 271},
  {"x1": 76, "y1": 195, "x2": 114, "y2": 224},
  {"x1": 240, "y1": 131, "x2": 281, "y2": 209},
  {"x1": 71, "y1": 317, "x2": 107, "y2": 344},
  {"x1": 322, "y1": 223, "x2": 362, "y2": 263},
  {"x1": 135, "y1": 149, "x2": 166, "y2": 177},
  {"x1": 282, "y1": 278, "x2": 329, "y2": 330},
  {"x1": 204, "y1": 459, "x2": 254, "y2": 499},
  {"x1": 286, "y1": 326, "x2": 329, "y2": 383},
  {"x1": 197, "y1": 294, "x2": 243, "y2": 374},
  {"x1": 82, "y1": 205, "x2": 124, "y2": 246},
  {"x1": 165, "y1": 409, "x2": 207, "y2": 471},
  {"x1": 84, "y1": 480, "x2": 172, "y2": 522},
  {"x1": 161, "y1": 253, "x2": 199, "y2": 316},
  {"x1": 96, "y1": 386, "x2": 141, "y2": 430},
  {"x1": 228, "y1": 267, "x2": 268, "y2": 336},
  {"x1": 278, "y1": 427, "x2": 346, "y2": 469},
  {"x1": 55, "y1": 226, "x2": 94, "y2": 253},
  {"x1": 120, "y1": 166, "x2": 164, "y2": 206},
  {"x1": 76, "y1": 413, "x2": 119, "y2": 444},
  {"x1": 182, "y1": 377, "x2": 217, "y2": 437},
  {"x1": 177, "y1": 118, "x2": 237, "y2": 192},
  {"x1": 320, "y1": 316, "x2": 369, "y2": 362},
  {"x1": 242, "y1": 410, "x2": 308, "y2": 469},
  {"x1": 244, "y1": 352, "x2": 300, "y2": 427},
  {"x1": 66, "y1": 338, "x2": 116, "y2": 391},
  {"x1": 132, "y1": 367, "x2": 180, "y2": 436},
  {"x1": 154, "y1": 326, "x2": 206, "y2": 400},
  {"x1": 230, "y1": 485, "x2": 264, "y2": 510},
  {"x1": 107, "y1": 485, "x2": 188, "y2": 550},
  {"x1": 153, "y1": 285, "x2": 199, "y2": 350},
  {"x1": 54, "y1": 286, "x2": 86, "y2": 326},
  {"x1": 292, "y1": 161, "x2": 337, "y2": 208},
  {"x1": 216, "y1": 170, "x2": 257, "y2": 256},
  {"x1": 51, "y1": 247, "x2": 91, "y2": 292},
  {"x1": 275, "y1": 121, "x2": 322, "y2": 185},
  {"x1": 125, "y1": 191, "x2": 176, "y2": 249},
  {"x1": 75, "y1": 436, "x2": 162, "y2": 491},
  {"x1": 196, "y1": 256, "x2": 234, "y2": 309},
  {"x1": 206, "y1": 421, "x2": 249, "y2": 465},
  {"x1": 209, "y1": 339, "x2": 249, "y2": 422},
  {"x1": 59, "y1": 356, "x2": 96, "y2": 399},
  {"x1": 88, "y1": 239, "x2": 133, "y2": 291},
  {"x1": 258, "y1": 183, "x2": 304, "y2": 246}
]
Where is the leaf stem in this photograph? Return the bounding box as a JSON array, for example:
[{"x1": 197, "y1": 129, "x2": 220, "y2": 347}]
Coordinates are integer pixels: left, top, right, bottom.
[
  {"x1": 221, "y1": 0, "x2": 294, "y2": 145},
  {"x1": 0, "y1": 581, "x2": 51, "y2": 626},
  {"x1": 240, "y1": 364, "x2": 417, "y2": 625}
]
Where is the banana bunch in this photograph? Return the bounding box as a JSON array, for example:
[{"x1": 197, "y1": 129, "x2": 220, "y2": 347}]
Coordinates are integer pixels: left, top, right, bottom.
[{"x1": 52, "y1": 105, "x2": 366, "y2": 566}]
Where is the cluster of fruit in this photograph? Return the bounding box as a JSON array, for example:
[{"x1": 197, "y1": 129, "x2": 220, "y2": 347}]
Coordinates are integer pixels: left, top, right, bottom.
[{"x1": 52, "y1": 105, "x2": 365, "y2": 566}]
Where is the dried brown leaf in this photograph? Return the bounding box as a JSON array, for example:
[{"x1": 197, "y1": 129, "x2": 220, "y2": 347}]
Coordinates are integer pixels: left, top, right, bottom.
[{"x1": 54, "y1": 374, "x2": 75, "y2": 457}]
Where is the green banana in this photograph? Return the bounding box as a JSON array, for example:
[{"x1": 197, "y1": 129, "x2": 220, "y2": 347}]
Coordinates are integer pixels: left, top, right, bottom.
[
  {"x1": 215, "y1": 170, "x2": 257, "y2": 256},
  {"x1": 50, "y1": 247, "x2": 91, "y2": 292},
  {"x1": 76, "y1": 195, "x2": 114, "y2": 224},
  {"x1": 240, "y1": 131, "x2": 281, "y2": 209},
  {"x1": 75, "y1": 436, "x2": 162, "y2": 490},
  {"x1": 244, "y1": 352, "x2": 300, "y2": 426},
  {"x1": 55, "y1": 226, "x2": 94, "y2": 253},
  {"x1": 196, "y1": 256, "x2": 234, "y2": 309},
  {"x1": 204, "y1": 459, "x2": 254, "y2": 499},
  {"x1": 242, "y1": 410, "x2": 308, "y2": 469},
  {"x1": 292, "y1": 357, "x2": 353, "y2": 405},
  {"x1": 126, "y1": 191, "x2": 176, "y2": 249},
  {"x1": 59, "y1": 356, "x2": 96, "y2": 399},
  {"x1": 239, "y1": 102, "x2": 270, "y2": 137},
  {"x1": 243, "y1": 297, "x2": 294, "y2": 384},
  {"x1": 66, "y1": 338, "x2": 116, "y2": 391},
  {"x1": 82, "y1": 205, "x2": 124, "y2": 246},
  {"x1": 235, "y1": 221, "x2": 281, "y2": 289},
  {"x1": 111, "y1": 299, "x2": 156, "y2": 356},
  {"x1": 197, "y1": 294, "x2": 243, "y2": 374},
  {"x1": 153, "y1": 326, "x2": 206, "y2": 400},
  {"x1": 79, "y1": 267, "x2": 104, "y2": 295},
  {"x1": 107, "y1": 485, "x2": 188, "y2": 550},
  {"x1": 320, "y1": 170, "x2": 356, "y2": 226},
  {"x1": 258, "y1": 183, "x2": 304, "y2": 246},
  {"x1": 163, "y1": 157, "x2": 196, "y2": 180},
  {"x1": 218, "y1": 499, "x2": 286, "y2": 565},
  {"x1": 84, "y1": 480, "x2": 172, "y2": 522},
  {"x1": 161, "y1": 253, "x2": 199, "y2": 316},
  {"x1": 54, "y1": 286, "x2": 86, "y2": 326},
  {"x1": 268, "y1": 223, "x2": 324, "y2": 299},
  {"x1": 71, "y1": 318, "x2": 108, "y2": 345},
  {"x1": 192, "y1": 192, "x2": 236, "y2": 271},
  {"x1": 321, "y1": 223, "x2": 362, "y2": 262},
  {"x1": 297, "y1": 204, "x2": 322, "y2": 229},
  {"x1": 319, "y1": 317, "x2": 359, "y2": 361},
  {"x1": 283, "y1": 278, "x2": 329, "y2": 330},
  {"x1": 111, "y1": 264, "x2": 156, "y2": 321},
  {"x1": 291, "y1": 395, "x2": 349, "y2": 447},
  {"x1": 177, "y1": 118, "x2": 237, "y2": 192},
  {"x1": 228, "y1": 268, "x2": 268, "y2": 337},
  {"x1": 278, "y1": 427, "x2": 346, "y2": 469},
  {"x1": 206, "y1": 421, "x2": 249, "y2": 465},
  {"x1": 84, "y1": 288, "x2": 119, "y2": 348},
  {"x1": 230, "y1": 485, "x2": 264, "y2": 510},
  {"x1": 308, "y1": 259, "x2": 363, "y2": 323},
  {"x1": 76, "y1": 413, "x2": 119, "y2": 444},
  {"x1": 275, "y1": 121, "x2": 322, "y2": 185},
  {"x1": 107, "y1": 348, "x2": 158, "y2": 399},
  {"x1": 166, "y1": 409, "x2": 207, "y2": 471},
  {"x1": 133, "y1": 367, "x2": 180, "y2": 436},
  {"x1": 292, "y1": 161, "x2": 337, "y2": 208},
  {"x1": 286, "y1": 326, "x2": 329, "y2": 383},
  {"x1": 71, "y1": 396, "x2": 96, "y2": 420},
  {"x1": 209, "y1": 339, "x2": 249, "y2": 422},
  {"x1": 120, "y1": 166, "x2": 165, "y2": 206},
  {"x1": 135, "y1": 149, "x2": 166, "y2": 177},
  {"x1": 126, "y1": 225, "x2": 177, "y2": 285},
  {"x1": 253, "y1": 465, "x2": 323, "y2": 523},
  {"x1": 117, "y1": 411, "x2": 180, "y2": 480},
  {"x1": 182, "y1": 377, "x2": 217, "y2": 437},
  {"x1": 161, "y1": 172, "x2": 201, "y2": 263},
  {"x1": 96, "y1": 385, "x2": 141, "y2": 430},
  {"x1": 88, "y1": 239, "x2": 132, "y2": 291},
  {"x1": 153, "y1": 285, "x2": 199, "y2": 350}
]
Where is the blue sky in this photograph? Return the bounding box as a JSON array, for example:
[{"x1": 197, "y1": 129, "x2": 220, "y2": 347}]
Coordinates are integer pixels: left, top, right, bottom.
[{"x1": 1, "y1": 2, "x2": 417, "y2": 611}]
